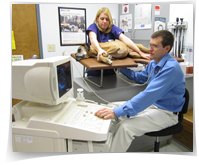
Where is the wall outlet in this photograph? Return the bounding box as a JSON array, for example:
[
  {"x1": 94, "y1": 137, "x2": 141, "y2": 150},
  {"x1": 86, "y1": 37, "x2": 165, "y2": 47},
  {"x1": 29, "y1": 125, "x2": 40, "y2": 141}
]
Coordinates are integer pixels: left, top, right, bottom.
[{"x1": 47, "y1": 44, "x2": 56, "y2": 52}]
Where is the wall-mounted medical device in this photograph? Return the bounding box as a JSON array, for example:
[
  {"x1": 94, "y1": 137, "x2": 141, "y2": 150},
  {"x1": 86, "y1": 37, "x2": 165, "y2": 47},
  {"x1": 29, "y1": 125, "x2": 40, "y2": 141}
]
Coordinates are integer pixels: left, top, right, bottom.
[{"x1": 167, "y1": 17, "x2": 188, "y2": 58}]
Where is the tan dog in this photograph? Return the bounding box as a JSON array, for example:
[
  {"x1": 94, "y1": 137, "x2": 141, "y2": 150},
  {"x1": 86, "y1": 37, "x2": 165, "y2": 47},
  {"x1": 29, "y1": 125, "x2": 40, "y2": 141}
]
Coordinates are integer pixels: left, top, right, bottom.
[{"x1": 75, "y1": 40, "x2": 149, "y2": 65}]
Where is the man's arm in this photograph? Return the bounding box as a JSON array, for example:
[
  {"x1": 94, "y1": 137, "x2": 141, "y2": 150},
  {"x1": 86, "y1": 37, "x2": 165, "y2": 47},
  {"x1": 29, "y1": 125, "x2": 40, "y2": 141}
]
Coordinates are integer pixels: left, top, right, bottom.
[
  {"x1": 114, "y1": 66, "x2": 178, "y2": 117},
  {"x1": 120, "y1": 66, "x2": 149, "y2": 84}
]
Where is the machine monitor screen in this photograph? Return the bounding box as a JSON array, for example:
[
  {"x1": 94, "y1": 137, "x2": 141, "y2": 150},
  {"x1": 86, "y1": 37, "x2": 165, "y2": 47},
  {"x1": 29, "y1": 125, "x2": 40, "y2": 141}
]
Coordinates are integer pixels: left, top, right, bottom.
[
  {"x1": 12, "y1": 56, "x2": 73, "y2": 105},
  {"x1": 57, "y1": 61, "x2": 72, "y2": 98}
]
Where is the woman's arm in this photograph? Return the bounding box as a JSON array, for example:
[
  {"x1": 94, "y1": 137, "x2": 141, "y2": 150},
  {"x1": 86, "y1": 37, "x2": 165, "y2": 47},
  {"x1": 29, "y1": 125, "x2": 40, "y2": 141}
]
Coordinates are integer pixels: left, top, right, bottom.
[
  {"x1": 89, "y1": 31, "x2": 107, "y2": 60},
  {"x1": 119, "y1": 33, "x2": 151, "y2": 60}
]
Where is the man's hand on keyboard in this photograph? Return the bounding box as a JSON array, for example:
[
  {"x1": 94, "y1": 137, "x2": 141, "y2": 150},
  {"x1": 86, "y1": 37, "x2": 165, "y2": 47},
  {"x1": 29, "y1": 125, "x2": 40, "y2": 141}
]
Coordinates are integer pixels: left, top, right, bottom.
[{"x1": 94, "y1": 108, "x2": 116, "y2": 119}]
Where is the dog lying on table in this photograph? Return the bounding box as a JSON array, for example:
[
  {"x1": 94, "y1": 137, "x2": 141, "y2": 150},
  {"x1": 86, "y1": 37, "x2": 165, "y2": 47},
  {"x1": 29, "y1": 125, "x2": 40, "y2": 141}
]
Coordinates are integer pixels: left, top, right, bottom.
[{"x1": 75, "y1": 40, "x2": 150, "y2": 65}]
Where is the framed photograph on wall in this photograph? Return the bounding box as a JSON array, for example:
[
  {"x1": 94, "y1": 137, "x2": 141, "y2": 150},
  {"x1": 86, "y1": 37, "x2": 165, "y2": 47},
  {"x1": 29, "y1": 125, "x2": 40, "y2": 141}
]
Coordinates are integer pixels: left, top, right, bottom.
[{"x1": 58, "y1": 7, "x2": 87, "y2": 46}]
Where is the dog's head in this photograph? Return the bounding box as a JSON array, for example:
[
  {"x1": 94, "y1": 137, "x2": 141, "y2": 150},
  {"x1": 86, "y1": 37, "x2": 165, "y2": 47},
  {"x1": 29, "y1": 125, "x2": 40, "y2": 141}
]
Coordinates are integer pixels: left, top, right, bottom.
[{"x1": 75, "y1": 43, "x2": 90, "y2": 61}]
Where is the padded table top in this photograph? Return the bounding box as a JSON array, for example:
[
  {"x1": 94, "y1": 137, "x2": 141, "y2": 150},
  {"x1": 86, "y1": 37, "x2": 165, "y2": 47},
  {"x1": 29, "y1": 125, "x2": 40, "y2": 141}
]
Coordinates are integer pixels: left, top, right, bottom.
[{"x1": 71, "y1": 53, "x2": 184, "y2": 70}]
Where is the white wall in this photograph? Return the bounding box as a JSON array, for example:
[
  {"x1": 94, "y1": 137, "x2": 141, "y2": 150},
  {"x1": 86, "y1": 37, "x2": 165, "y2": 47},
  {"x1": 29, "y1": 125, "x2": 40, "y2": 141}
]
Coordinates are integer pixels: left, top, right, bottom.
[
  {"x1": 39, "y1": 4, "x2": 119, "y2": 78},
  {"x1": 39, "y1": 3, "x2": 194, "y2": 78}
]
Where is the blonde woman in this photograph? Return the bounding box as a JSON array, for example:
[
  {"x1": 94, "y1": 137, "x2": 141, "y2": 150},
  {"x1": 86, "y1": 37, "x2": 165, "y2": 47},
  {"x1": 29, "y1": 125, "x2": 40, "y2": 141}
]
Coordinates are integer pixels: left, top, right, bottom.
[{"x1": 86, "y1": 7, "x2": 150, "y2": 76}]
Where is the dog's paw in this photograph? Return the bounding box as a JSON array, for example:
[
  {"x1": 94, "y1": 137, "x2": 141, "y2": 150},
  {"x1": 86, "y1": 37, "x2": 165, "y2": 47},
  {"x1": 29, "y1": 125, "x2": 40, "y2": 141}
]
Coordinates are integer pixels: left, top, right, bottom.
[
  {"x1": 108, "y1": 59, "x2": 112, "y2": 65},
  {"x1": 108, "y1": 55, "x2": 113, "y2": 59}
]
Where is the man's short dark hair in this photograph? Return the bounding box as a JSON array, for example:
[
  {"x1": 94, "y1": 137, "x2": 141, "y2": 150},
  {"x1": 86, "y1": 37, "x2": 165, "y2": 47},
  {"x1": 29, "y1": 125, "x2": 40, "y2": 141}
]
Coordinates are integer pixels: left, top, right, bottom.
[{"x1": 151, "y1": 30, "x2": 174, "y2": 52}]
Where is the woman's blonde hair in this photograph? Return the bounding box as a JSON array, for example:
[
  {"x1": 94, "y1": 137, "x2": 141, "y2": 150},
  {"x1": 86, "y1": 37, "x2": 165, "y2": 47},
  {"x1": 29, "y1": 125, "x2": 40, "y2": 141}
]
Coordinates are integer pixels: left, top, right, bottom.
[{"x1": 93, "y1": 7, "x2": 113, "y2": 33}]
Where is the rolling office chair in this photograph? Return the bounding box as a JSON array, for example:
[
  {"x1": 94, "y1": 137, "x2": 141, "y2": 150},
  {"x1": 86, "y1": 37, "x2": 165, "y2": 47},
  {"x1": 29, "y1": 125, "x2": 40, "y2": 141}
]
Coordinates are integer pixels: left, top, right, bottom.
[{"x1": 145, "y1": 88, "x2": 189, "y2": 152}]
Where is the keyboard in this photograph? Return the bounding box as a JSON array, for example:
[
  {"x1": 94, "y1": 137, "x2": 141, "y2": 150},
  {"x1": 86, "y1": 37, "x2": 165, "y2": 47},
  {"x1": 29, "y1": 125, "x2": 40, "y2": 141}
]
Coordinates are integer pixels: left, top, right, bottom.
[
  {"x1": 55, "y1": 102, "x2": 107, "y2": 132},
  {"x1": 26, "y1": 99, "x2": 112, "y2": 141}
]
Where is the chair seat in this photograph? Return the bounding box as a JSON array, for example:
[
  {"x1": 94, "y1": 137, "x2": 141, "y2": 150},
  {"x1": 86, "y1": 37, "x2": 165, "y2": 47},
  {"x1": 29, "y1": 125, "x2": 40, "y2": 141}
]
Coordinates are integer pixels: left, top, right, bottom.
[
  {"x1": 144, "y1": 88, "x2": 189, "y2": 152},
  {"x1": 145, "y1": 123, "x2": 183, "y2": 137}
]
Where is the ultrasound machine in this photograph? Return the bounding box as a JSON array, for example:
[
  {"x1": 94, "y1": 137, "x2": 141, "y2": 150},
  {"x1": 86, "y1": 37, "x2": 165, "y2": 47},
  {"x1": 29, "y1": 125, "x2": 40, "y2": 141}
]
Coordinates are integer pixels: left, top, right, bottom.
[{"x1": 12, "y1": 56, "x2": 118, "y2": 152}]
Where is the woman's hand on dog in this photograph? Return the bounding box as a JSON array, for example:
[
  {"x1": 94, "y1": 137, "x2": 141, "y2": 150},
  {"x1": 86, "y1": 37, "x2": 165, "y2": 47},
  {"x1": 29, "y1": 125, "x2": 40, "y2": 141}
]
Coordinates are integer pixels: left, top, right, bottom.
[
  {"x1": 97, "y1": 49, "x2": 107, "y2": 61},
  {"x1": 139, "y1": 51, "x2": 151, "y2": 60}
]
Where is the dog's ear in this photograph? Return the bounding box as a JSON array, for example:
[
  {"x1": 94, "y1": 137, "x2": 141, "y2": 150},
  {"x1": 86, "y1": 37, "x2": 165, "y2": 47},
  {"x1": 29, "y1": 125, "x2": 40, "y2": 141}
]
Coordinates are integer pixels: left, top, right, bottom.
[{"x1": 83, "y1": 43, "x2": 90, "y2": 52}]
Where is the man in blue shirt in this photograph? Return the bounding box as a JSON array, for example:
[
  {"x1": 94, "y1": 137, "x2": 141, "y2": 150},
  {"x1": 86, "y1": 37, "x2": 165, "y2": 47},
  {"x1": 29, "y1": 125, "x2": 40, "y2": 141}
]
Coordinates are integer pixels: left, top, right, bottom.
[{"x1": 95, "y1": 30, "x2": 186, "y2": 152}]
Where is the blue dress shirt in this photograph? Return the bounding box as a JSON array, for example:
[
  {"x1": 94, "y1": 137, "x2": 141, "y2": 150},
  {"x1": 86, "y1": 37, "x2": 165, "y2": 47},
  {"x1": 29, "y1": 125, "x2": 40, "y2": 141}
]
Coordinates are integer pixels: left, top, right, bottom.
[{"x1": 113, "y1": 53, "x2": 186, "y2": 117}]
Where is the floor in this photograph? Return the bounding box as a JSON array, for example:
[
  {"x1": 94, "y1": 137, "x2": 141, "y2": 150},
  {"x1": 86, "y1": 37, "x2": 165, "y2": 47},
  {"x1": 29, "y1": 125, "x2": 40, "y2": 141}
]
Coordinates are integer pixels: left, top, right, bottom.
[
  {"x1": 12, "y1": 139, "x2": 193, "y2": 152},
  {"x1": 138, "y1": 138, "x2": 192, "y2": 152}
]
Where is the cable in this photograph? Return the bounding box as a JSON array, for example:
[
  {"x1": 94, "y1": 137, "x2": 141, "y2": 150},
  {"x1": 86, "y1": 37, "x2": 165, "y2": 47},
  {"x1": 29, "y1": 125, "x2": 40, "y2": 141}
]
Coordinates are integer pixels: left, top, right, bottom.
[
  {"x1": 72, "y1": 60, "x2": 160, "y2": 107},
  {"x1": 113, "y1": 68, "x2": 155, "y2": 86},
  {"x1": 72, "y1": 60, "x2": 112, "y2": 105}
]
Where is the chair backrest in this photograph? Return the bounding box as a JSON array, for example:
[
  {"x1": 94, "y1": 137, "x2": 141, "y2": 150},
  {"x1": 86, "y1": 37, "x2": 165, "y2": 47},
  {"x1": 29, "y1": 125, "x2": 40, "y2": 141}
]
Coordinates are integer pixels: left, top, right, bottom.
[{"x1": 179, "y1": 88, "x2": 189, "y2": 123}]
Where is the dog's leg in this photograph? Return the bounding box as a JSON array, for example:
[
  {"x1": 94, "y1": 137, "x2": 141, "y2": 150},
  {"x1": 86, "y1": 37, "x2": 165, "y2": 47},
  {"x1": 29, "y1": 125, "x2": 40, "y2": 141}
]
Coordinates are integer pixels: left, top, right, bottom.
[
  {"x1": 102, "y1": 53, "x2": 113, "y2": 60},
  {"x1": 139, "y1": 47, "x2": 150, "y2": 53},
  {"x1": 101, "y1": 45, "x2": 120, "y2": 60},
  {"x1": 135, "y1": 44, "x2": 150, "y2": 53},
  {"x1": 102, "y1": 53, "x2": 108, "y2": 57},
  {"x1": 99, "y1": 56, "x2": 112, "y2": 65},
  {"x1": 102, "y1": 53, "x2": 113, "y2": 59},
  {"x1": 129, "y1": 52, "x2": 142, "y2": 58},
  {"x1": 107, "y1": 55, "x2": 113, "y2": 59}
]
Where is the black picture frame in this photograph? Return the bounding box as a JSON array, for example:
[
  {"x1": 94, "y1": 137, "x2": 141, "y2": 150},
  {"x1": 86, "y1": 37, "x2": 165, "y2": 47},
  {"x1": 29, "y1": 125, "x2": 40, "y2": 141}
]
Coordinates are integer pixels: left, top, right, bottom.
[{"x1": 58, "y1": 7, "x2": 87, "y2": 46}]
